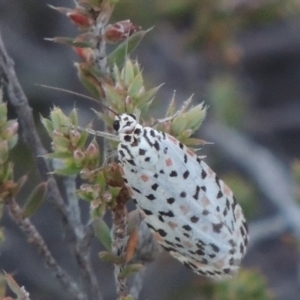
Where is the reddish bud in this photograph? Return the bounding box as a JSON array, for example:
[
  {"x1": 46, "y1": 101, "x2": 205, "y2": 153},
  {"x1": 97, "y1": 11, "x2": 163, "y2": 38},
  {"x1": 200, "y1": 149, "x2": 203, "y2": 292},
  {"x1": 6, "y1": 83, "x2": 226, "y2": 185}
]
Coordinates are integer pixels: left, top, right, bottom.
[
  {"x1": 86, "y1": 141, "x2": 99, "y2": 158},
  {"x1": 73, "y1": 149, "x2": 85, "y2": 164},
  {"x1": 74, "y1": 47, "x2": 95, "y2": 63},
  {"x1": 105, "y1": 20, "x2": 140, "y2": 43},
  {"x1": 67, "y1": 11, "x2": 93, "y2": 28}
]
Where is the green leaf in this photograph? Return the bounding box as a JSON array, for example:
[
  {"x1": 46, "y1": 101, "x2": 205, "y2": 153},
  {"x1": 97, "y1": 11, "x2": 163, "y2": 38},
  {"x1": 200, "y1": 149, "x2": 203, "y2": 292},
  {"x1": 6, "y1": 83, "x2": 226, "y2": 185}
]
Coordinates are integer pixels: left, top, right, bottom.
[
  {"x1": 93, "y1": 217, "x2": 112, "y2": 250},
  {"x1": 128, "y1": 73, "x2": 143, "y2": 98},
  {"x1": 99, "y1": 251, "x2": 123, "y2": 264},
  {"x1": 23, "y1": 182, "x2": 47, "y2": 218},
  {"x1": 134, "y1": 84, "x2": 162, "y2": 107},
  {"x1": 69, "y1": 108, "x2": 78, "y2": 127},
  {"x1": 54, "y1": 166, "x2": 82, "y2": 176},
  {"x1": 118, "y1": 263, "x2": 143, "y2": 279},
  {"x1": 41, "y1": 116, "x2": 54, "y2": 136},
  {"x1": 107, "y1": 29, "x2": 150, "y2": 68},
  {"x1": 45, "y1": 36, "x2": 95, "y2": 48}
]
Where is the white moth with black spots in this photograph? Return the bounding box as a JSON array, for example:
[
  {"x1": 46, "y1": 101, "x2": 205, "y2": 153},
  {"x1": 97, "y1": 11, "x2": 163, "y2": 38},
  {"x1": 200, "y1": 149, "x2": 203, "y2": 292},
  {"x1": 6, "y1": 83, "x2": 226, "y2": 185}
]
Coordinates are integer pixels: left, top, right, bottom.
[{"x1": 107, "y1": 113, "x2": 248, "y2": 278}]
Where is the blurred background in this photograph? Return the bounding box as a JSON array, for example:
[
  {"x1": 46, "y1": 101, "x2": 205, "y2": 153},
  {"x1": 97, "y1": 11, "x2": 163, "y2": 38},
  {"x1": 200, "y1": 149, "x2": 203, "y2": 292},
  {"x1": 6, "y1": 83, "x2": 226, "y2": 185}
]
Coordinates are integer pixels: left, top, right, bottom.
[{"x1": 1, "y1": 0, "x2": 300, "y2": 299}]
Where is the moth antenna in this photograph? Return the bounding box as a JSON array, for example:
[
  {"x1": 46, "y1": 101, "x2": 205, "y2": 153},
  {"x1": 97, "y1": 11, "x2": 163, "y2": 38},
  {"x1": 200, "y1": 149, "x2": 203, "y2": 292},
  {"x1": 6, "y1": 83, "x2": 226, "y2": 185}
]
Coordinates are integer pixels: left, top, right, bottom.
[{"x1": 38, "y1": 84, "x2": 119, "y2": 117}]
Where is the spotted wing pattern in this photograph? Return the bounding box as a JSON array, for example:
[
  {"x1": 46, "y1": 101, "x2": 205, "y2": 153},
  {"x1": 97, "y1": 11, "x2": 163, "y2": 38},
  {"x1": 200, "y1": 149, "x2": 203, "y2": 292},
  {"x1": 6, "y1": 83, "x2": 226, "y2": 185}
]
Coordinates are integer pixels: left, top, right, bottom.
[{"x1": 116, "y1": 114, "x2": 248, "y2": 278}]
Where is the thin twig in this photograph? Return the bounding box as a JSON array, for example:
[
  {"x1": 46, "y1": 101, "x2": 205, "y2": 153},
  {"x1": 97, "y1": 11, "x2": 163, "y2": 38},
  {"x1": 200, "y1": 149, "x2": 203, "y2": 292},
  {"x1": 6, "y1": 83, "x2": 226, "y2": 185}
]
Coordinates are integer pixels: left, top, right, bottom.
[
  {"x1": 62, "y1": 175, "x2": 101, "y2": 299},
  {"x1": 4, "y1": 197, "x2": 86, "y2": 300},
  {"x1": 0, "y1": 31, "x2": 102, "y2": 299},
  {"x1": 112, "y1": 202, "x2": 129, "y2": 299}
]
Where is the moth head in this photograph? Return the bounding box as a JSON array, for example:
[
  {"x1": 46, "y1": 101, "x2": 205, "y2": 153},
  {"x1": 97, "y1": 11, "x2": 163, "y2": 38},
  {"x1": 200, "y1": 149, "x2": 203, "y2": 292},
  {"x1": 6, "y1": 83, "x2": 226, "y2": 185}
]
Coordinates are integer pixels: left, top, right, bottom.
[{"x1": 113, "y1": 113, "x2": 137, "y2": 134}]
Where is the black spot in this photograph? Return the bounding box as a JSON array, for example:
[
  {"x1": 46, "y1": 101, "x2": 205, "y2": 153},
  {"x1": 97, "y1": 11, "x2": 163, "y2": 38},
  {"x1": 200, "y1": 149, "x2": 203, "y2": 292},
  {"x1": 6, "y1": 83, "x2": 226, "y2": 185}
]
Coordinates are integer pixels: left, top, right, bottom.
[
  {"x1": 187, "y1": 262, "x2": 197, "y2": 269},
  {"x1": 231, "y1": 196, "x2": 238, "y2": 213},
  {"x1": 190, "y1": 216, "x2": 199, "y2": 223},
  {"x1": 180, "y1": 191, "x2": 186, "y2": 198},
  {"x1": 159, "y1": 210, "x2": 175, "y2": 217},
  {"x1": 157, "y1": 229, "x2": 167, "y2": 237},
  {"x1": 209, "y1": 254, "x2": 216, "y2": 259},
  {"x1": 127, "y1": 159, "x2": 136, "y2": 166},
  {"x1": 163, "y1": 147, "x2": 168, "y2": 154},
  {"x1": 196, "y1": 157, "x2": 201, "y2": 164},
  {"x1": 146, "y1": 223, "x2": 156, "y2": 231},
  {"x1": 143, "y1": 209, "x2": 153, "y2": 215},
  {"x1": 170, "y1": 171, "x2": 178, "y2": 177},
  {"x1": 215, "y1": 271, "x2": 222, "y2": 275},
  {"x1": 134, "y1": 128, "x2": 141, "y2": 135},
  {"x1": 179, "y1": 142, "x2": 184, "y2": 149},
  {"x1": 201, "y1": 169, "x2": 207, "y2": 179},
  {"x1": 145, "y1": 157, "x2": 151, "y2": 162},
  {"x1": 228, "y1": 239, "x2": 236, "y2": 247},
  {"x1": 119, "y1": 150, "x2": 125, "y2": 158},
  {"x1": 240, "y1": 243, "x2": 244, "y2": 254},
  {"x1": 175, "y1": 237, "x2": 181, "y2": 242},
  {"x1": 196, "y1": 249, "x2": 205, "y2": 256},
  {"x1": 226, "y1": 198, "x2": 230, "y2": 210},
  {"x1": 165, "y1": 240, "x2": 174, "y2": 246},
  {"x1": 223, "y1": 208, "x2": 228, "y2": 216},
  {"x1": 154, "y1": 173, "x2": 158, "y2": 178},
  {"x1": 243, "y1": 220, "x2": 249, "y2": 234},
  {"x1": 217, "y1": 190, "x2": 223, "y2": 199},
  {"x1": 120, "y1": 144, "x2": 133, "y2": 158},
  {"x1": 206, "y1": 271, "x2": 215, "y2": 276},
  {"x1": 132, "y1": 187, "x2": 141, "y2": 194},
  {"x1": 146, "y1": 194, "x2": 156, "y2": 200},
  {"x1": 193, "y1": 185, "x2": 201, "y2": 200},
  {"x1": 212, "y1": 223, "x2": 223, "y2": 233},
  {"x1": 201, "y1": 258, "x2": 208, "y2": 264},
  {"x1": 132, "y1": 199, "x2": 137, "y2": 204},
  {"x1": 123, "y1": 178, "x2": 128, "y2": 183},
  {"x1": 128, "y1": 113, "x2": 136, "y2": 120},
  {"x1": 210, "y1": 243, "x2": 220, "y2": 253},
  {"x1": 124, "y1": 135, "x2": 132, "y2": 142},
  {"x1": 151, "y1": 183, "x2": 159, "y2": 191},
  {"x1": 202, "y1": 209, "x2": 209, "y2": 216},
  {"x1": 162, "y1": 132, "x2": 166, "y2": 139},
  {"x1": 182, "y1": 224, "x2": 192, "y2": 231},
  {"x1": 216, "y1": 206, "x2": 220, "y2": 212},
  {"x1": 139, "y1": 148, "x2": 146, "y2": 155},
  {"x1": 200, "y1": 186, "x2": 207, "y2": 192},
  {"x1": 183, "y1": 170, "x2": 190, "y2": 179},
  {"x1": 153, "y1": 140, "x2": 160, "y2": 151},
  {"x1": 215, "y1": 176, "x2": 221, "y2": 188},
  {"x1": 223, "y1": 268, "x2": 230, "y2": 274},
  {"x1": 184, "y1": 154, "x2": 188, "y2": 163},
  {"x1": 131, "y1": 138, "x2": 139, "y2": 147},
  {"x1": 162, "y1": 245, "x2": 175, "y2": 252},
  {"x1": 183, "y1": 233, "x2": 190, "y2": 238},
  {"x1": 167, "y1": 197, "x2": 175, "y2": 204},
  {"x1": 188, "y1": 250, "x2": 196, "y2": 254},
  {"x1": 229, "y1": 258, "x2": 234, "y2": 265},
  {"x1": 143, "y1": 130, "x2": 153, "y2": 147},
  {"x1": 158, "y1": 215, "x2": 164, "y2": 222},
  {"x1": 197, "y1": 270, "x2": 206, "y2": 275},
  {"x1": 159, "y1": 170, "x2": 165, "y2": 174},
  {"x1": 150, "y1": 129, "x2": 155, "y2": 137},
  {"x1": 229, "y1": 248, "x2": 236, "y2": 255},
  {"x1": 196, "y1": 239, "x2": 206, "y2": 246}
]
